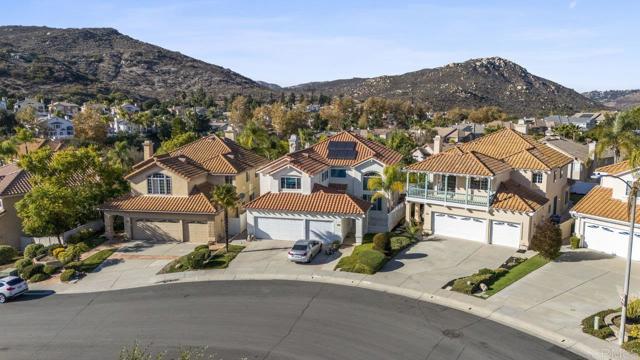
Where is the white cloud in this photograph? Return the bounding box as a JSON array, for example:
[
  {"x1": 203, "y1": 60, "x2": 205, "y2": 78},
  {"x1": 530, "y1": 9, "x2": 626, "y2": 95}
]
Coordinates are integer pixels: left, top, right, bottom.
[{"x1": 569, "y1": 0, "x2": 578, "y2": 9}]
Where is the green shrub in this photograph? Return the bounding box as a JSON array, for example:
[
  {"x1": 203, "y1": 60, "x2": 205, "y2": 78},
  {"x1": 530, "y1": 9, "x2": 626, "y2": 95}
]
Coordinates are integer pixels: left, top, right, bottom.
[
  {"x1": 184, "y1": 248, "x2": 211, "y2": 269},
  {"x1": 24, "y1": 243, "x2": 45, "y2": 259},
  {"x1": 569, "y1": 236, "x2": 581, "y2": 249},
  {"x1": 64, "y1": 261, "x2": 82, "y2": 271},
  {"x1": 194, "y1": 245, "x2": 210, "y2": 252},
  {"x1": 45, "y1": 244, "x2": 64, "y2": 255},
  {"x1": 75, "y1": 242, "x2": 90, "y2": 254},
  {"x1": 629, "y1": 325, "x2": 640, "y2": 339},
  {"x1": 67, "y1": 228, "x2": 96, "y2": 245},
  {"x1": 21, "y1": 263, "x2": 44, "y2": 279},
  {"x1": 14, "y1": 258, "x2": 33, "y2": 272},
  {"x1": 29, "y1": 273, "x2": 50, "y2": 283},
  {"x1": 623, "y1": 339, "x2": 640, "y2": 355},
  {"x1": 43, "y1": 265, "x2": 60, "y2": 276},
  {"x1": 530, "y1": 221, "x2": 562, "y2": 259},
  {"x1": 372, "y1": 233, "x2": 390, "y2": 253},
  {"x1": 35, "y1": 246, "x2": 48, "y2": 258},
  {"x1": 357, "y1": 249, "x2": 385, "y2": 272},
  {"x1": 390, "y1": 236, "x2": 411, "y2": 251},
  {"x1": 0, "y1": 245, "x2": 17, "y2": 265},
  {"x1": 60, "y1": 269, "x2": 76, "y2": 282},
  {"x1": 627, "y1": 298, "x2": 640, "y2": 319},
  {"x1": 52, "y1": 247, "x2": 66, "y2": 259},
  {"x1": 477, "y1": 268, "x2": 495, "y2": 275},
  {"x1": 581, "y1": 309, "x2": 616, "y2": 339}
]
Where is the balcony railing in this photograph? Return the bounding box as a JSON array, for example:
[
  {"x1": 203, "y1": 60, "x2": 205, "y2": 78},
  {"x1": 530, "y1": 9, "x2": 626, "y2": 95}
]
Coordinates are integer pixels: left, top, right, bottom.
[{"x1": 406, "y1": 185, "x2": 491, "y2": 207}]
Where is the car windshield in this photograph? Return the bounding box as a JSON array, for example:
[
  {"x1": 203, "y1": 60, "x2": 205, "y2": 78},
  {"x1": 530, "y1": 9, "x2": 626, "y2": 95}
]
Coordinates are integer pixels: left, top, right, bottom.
[
  {"x1": 6, "y1": 278, "x2": 22, "y2": 286},
  {"x1": 292, "y1": 245, "x2": 307, "y2": 251}
]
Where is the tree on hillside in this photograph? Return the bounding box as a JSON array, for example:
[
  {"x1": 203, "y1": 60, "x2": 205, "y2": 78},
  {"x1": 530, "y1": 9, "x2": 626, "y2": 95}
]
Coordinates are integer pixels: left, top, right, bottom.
[
  {"x1": 210, "y1": 184, "x2": 239, "y2": 253},
  {"x1": 15, "y1": 107, "x2": 38, "y2": 129},
  {"x1": 229, "y1": 96, "x2": 252, "y2": 127},
  {"x1": 359, "y1": 97, "x2": 387, "y2": 129},
  {"x1": 73, "y1": 108, "x2": 108, "y2": 143},
  {"x1": 468, "y1": 106, "x2": 508, "y2": 124},
  {"x1": 237, "y1": 120, "x2": 270, "y2": 152},
  {"x1": 0, "y1": 110, "x2": 17, "y2": 136},
  {"x1": 385, "y1": 131, "x2": 417, "y2": 164}
]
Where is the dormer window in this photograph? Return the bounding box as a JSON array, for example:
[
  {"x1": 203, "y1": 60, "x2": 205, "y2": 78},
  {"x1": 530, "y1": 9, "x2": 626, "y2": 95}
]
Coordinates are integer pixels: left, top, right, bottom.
[
  {"x1": 147, "y1": 173, "x2": 172, "y2": 195},
  {"x1": 532, "y1": 172, "x2": 543, "y2": 184},
  {"x1": 280, "y1": 176, "x2": 301, "y2": 190}
]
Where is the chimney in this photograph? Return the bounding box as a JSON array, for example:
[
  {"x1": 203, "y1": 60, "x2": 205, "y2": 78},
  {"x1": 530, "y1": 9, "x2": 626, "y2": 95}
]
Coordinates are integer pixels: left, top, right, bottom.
[
  {"x1": 224, "y1": 127, "x2": 237, "y2": 141},
  {"x1": 433, "y1": 135, "x2": 442, "y2": 154},
  {"x1": 143, "y1": 140, "x2": 154, "y2": 160},
  {"x1": 588, "y1": 141, "x2": 597, "y2": 161},
  {"x1": 288, "y1": 134, "x2": 300, "y2": 153}
]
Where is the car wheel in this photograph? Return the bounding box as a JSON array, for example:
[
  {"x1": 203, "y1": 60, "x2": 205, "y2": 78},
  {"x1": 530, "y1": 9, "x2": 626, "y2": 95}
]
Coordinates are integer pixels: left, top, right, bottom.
[{"x1": 0, "y1": 294, "x2": 6, "y2": 304}]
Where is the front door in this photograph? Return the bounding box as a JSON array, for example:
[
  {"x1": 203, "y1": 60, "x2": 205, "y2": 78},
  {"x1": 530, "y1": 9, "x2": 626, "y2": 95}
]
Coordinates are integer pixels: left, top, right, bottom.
[{"x1": 552, "y1": 196, "x2": 558, "y2": 215}]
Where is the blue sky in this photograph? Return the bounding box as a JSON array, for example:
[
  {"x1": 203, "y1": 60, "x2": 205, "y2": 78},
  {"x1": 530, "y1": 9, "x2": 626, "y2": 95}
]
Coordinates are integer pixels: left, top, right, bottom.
[{"x1": 3, "y1": 0, "x2": 638, "y2": 91}]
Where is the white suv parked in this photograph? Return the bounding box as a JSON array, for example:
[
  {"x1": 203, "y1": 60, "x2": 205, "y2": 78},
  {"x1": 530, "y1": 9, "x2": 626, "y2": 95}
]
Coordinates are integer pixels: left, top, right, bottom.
[{"x1": 0, "y1": 276, "x2": 28, "y2": 303}]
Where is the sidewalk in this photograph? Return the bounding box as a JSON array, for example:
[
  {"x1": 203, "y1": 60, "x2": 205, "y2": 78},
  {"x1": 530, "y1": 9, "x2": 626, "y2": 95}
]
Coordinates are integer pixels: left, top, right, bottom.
[{"x1": 30, "y1": 240, "x2": 639, "y2": 360}]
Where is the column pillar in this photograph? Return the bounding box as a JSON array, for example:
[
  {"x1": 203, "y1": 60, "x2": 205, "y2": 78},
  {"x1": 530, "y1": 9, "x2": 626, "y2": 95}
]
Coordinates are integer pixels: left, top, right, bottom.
[
  {"x1": 465, "y1": 176, "x2": 470, "y2": 205},
  {"x1": 104, "y1": 213, "x2": 115, "y2": 240},
  {"x1": 355, "y1": 217, "x2": 365, "y2": 244},
  {"x1": 444, "y1": 174, "x2": 449, "y2": 205},
  {"x1": 124, "y1": 217, "x2": 133, "y2": 240}
]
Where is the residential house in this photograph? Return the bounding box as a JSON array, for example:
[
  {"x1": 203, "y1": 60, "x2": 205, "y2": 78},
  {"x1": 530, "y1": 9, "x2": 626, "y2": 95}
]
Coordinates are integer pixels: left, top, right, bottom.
[
  {"x1": 411, "y1": 135, "x2": 453, "y2": 163},
  {"x1": 16, "y1": 138, "x2": 65, "y2": 157},
  {"x1": 14, "y1": 98, "x2": 46, "y2": 115},
  {"x1": 405, "y1": 128, "x2": 572, "y2": 249},
  {"x1": 434, "y1": 122, "x2": 484, "y2": 144},
  {"x1": 39, "y1": 115, "x2": 74, "y2": 139},
  {"x1": 571, "y1": 161, "x2": 640, "y2": 260},
  {"x1": 0, "y1": 164, "x2": 32, "y2": 249},
  {"x1": 48, "y1": 101, "x2": 80, "y2": 117},
  {"x1": 100, "y1": 135, "x2": 269, "y2": 243},
  {"x1": 571, "y1": 112, "x2": 608, "y2": 125},
  {"x1": 541, "y1": 136, "x2": 615, "y2": 194},
  {"x1": 245, "y1": 131, "x2": 404, "y2": 244},
  {"x1": 109, "y1": 117, "x2": 142, "y2": 136},
  {"x1": 567, "y1": 113, "x2": 597, "y2": 130}
]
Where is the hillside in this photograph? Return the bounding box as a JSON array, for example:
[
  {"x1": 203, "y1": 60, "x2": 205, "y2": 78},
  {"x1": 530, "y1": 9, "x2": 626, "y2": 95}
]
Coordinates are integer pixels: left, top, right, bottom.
[
  {"x1": 582, "y1": 89, "x2": 640, "y2": 110},
  {"x1": 0, "y1": 26, "x2": 268, "y2": 101},
  {"x1": 290, "y1": 57, "x2": 602, "y2": 116}
]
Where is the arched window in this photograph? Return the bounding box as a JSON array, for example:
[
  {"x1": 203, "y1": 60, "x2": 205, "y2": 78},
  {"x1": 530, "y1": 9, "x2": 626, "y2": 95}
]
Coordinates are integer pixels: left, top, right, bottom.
[
  {"x1": 362, "y1": 172, "x2": 381, "y2": 191},
  {"x1": 147, "y1": 173, "x2": 172, "y2": 195}
]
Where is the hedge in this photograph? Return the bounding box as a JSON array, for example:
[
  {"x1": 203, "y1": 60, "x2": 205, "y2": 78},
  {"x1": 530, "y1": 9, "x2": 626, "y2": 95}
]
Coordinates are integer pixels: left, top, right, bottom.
[
  {"x1": 581, "y1": 309, "x2": 616, "y2": 339},
  {"x1": 21, "y1": 263, "x2": 44, "y2": 279},
  {"x1": 0, "y1": 245, "x2": 17, "y2": 265},
  {"x1": 43, "y1": 264, "x2": 60, "y2": 276},
  {"x1": 14, "y1": 258, "x2": 33, "y2": 272},
  {"x1": 60, "y1": 269, "x2": 76, "y2": 282},
  {"x1": 24, "y1": 243, "x2": 45, "y2": 259},
  {"x1": 29, "y1": 273, "x2": 50, "y2": 283}
]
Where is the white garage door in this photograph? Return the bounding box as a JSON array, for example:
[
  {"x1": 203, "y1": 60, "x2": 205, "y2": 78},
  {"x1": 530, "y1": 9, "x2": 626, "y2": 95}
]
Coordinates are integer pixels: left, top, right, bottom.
[
  {"x1": 433, "y1": 213, "x2": 487, "y2": 243},
  {"x1": 307, "y1": 220, "x2": 337, "y2": 243},
  {"x1": 133, "y1": 219, "x2": 181, "y2": 242},
  {"x1": 186, "y1": 221, "x2": 209, "y2": 243},
  {"x1": 255, "y1": 217, "x2": 304, "y2": 241},
  {"x1": 583, "y1": 222, "x2": 640, "y2": 260},
  {"x1": 491, "y1": 221, "x2": 521, "y2": 248}
]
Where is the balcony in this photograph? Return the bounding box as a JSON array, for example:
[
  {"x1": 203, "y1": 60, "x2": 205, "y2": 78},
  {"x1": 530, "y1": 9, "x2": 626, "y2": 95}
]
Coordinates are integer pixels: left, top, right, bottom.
[{"x1": 406, "y1": 185, "x2": 492, "y2": 209}]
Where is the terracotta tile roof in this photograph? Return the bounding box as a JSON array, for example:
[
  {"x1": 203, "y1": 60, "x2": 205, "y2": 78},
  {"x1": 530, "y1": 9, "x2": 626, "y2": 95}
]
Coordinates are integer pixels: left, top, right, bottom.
[
  {"x1": 99, "y1": 191, "x2": 217, "y2": 215},
  {"x1": 406, "y1": 150, "x2": 509, "y2": 176},
  {"x1": 572, "y1": 186, "x2": 640, "y2": 223},
  {"x1": 0, "y1": 164, "x2": 32, "y2": 196},
  {"x1": 491, "y1": 180, "x2": 548, "y2": 212},
  {"x1": 16, "y1": 138, "x2": 65, "y2": 156},
  {"x1": 259, "y1": 131, "x2": 403, "y2": 175},
  {"x1": 328, "y1": 183, "x2": 348, "y2": 193},
  {"x1": 245, "y1": 185, "x2": 371, "y2": 215},
  {"x1": 595, "y1": 161, "x2": 632, "y2": 175},
  {"x1": 407, "y1": 128, "x2": 572, "y2": 175},
  {"x1": 126, "y1": 135, "x2": 268, "y2": 179}
]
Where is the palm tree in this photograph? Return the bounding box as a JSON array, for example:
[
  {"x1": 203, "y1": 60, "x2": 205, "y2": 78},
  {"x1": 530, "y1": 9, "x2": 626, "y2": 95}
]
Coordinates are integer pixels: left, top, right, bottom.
[
  {"x1": 237, "y1": 120, "x2": 269, "y2": 150},
  {"x1": 596, "y1": 114, "x2": 639, "y2": 162},
  {"x1": 211, "y1": 184, "x2": 240, "y2": 253},
  {"x1": 367, "y1": 165, "x2": 404, "y2": 213},
  {"x1": 108, "y1": 140, "x2": 134, "y2": 170}
]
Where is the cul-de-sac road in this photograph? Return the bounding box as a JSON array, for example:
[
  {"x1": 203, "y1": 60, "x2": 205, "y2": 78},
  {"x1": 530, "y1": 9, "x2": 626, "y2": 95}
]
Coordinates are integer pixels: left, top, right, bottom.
[{"x1": 1, "y1": 280, "x2": 584, "y2": 360}]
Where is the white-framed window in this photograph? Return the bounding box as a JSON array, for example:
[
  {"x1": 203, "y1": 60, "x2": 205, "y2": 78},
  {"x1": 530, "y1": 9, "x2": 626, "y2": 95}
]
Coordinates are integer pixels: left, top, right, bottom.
[
  {"x1": 363, "y1": 194, "x2": 383, "y2": 211},
  {"x1": 532, "y1": 172, "x2": 543, "y2": 184},
  {"x1": 321, "y1": 170, "x2": 329, "y2": 181},
  {"x1": 147, "y1": 173, "x2": 172, "y2": 195},
  {"x1": 470, "y1": 177, "x2": 488, "y2": 190},
  {"x1": 559, "y1": 168, "x2": 563, "y2": 179},
  {"x1": 553, "y1": 171, "x2": 557, "y2": 182},
  {"x1": 280, "y1": 176, "x2": 301, "y2": 190},
  {"x1": 330, "y1": 168, "x2": 347, "y2": 178},
  {"x1": 362, "y1": 172, "x2": 381, "y2": 191},
  {"x1": 225, "y1": 175, "x2": 234, "y2": 185}
]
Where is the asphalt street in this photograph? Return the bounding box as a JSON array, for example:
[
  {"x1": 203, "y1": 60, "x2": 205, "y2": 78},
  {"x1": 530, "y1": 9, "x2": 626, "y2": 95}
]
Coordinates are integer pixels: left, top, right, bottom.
[{"x1": 0, "y1": 280, "x2": 585, "y2": 360}]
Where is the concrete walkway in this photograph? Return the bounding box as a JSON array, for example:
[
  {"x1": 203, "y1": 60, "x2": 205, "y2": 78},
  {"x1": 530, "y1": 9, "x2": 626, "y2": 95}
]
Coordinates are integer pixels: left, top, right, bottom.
[{"x1": 30, "y1": 238, "x2": 640, "y2": 359}]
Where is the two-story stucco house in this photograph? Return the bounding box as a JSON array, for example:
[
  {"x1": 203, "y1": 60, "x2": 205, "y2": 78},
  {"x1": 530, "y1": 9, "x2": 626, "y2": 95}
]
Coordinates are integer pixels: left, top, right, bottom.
[
  {"x1": 404, "y1": 128, "x2": 572, "y2": 249},
  {"x1": 245, "y1": 131, "x2": 404, "y2": 244},
  {"x1": 0, "y1": 164, "x2": 32, "y2": 249},
  {"x1": 571, "y1": 161, "x2": 640, "y2": 260},
  {"x1": 100, "y1": 135, "x2": 268, "y2": 243}
]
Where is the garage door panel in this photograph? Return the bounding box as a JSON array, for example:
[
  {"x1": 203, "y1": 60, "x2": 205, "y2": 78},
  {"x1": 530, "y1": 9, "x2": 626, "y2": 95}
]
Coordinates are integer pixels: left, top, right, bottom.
[
  {"x1": 307, "y1": 220, "x2": 337, "y2": 243},
  {"x1": 433, "y1": 213, "x2": 487, "y2": 243},
  {"x1": 133, "y1": 220, "x2": 181, "y2": 242},
  {"x1": 186, "y1": 222, "x2": 209, "y2": 243},
  {"x1": 584, "y1": 222, "x2": 640, "y2": 260},
  {"x1": 491, "y1": 221, "x2": 521, "y2": 248},
  {"x1": 255, "y1": 217, "x2": 303, "y2": 241}
]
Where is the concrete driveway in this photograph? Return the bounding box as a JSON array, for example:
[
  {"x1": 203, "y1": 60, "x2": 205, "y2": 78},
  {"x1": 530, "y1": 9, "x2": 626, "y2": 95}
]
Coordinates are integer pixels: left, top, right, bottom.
[{"x1": 228, "y1": 239, "x2": 351, "y2": 275}]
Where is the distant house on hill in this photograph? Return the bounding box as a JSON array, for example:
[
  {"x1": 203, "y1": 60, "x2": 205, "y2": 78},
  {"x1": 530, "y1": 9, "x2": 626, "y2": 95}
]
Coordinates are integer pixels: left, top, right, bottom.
[
  {"x1": 39, "y1": 115, "x2": 74, "y2": 139},
  {"x1": 49, "y1": 101, "x2": 80, "y2": 117},
  {"x1": 14, "y1": 98, "x2": 46, "y2": 115}
]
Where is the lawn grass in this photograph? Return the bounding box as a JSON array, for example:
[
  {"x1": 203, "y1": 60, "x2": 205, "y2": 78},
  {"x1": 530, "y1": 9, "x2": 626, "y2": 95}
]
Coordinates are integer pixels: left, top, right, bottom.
[
  {"x1": 335, "y1": 235, "x2": 414, "y2": 275},
  {"x1": 160, "y1": 244, "x2": 245, "y2": 273},
  {"x1": 484, "y1": 255, "x2": 550, "y2": 296},
  {"x1": 76, "y1": 248, "x2": 116, "y2": 273}
]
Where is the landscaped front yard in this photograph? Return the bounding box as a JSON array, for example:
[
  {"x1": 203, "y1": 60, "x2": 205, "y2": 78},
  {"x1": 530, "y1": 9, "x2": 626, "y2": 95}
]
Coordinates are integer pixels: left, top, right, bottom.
[
  {"x1": 335, "y1": 233, "x2": 415, "y2": 275},
  {"x1": 581, "y1": 299, "x2": 640, "y2": 356},
  {"x1": 159, "y1": 244, "x2": 245, "y2": 274}
]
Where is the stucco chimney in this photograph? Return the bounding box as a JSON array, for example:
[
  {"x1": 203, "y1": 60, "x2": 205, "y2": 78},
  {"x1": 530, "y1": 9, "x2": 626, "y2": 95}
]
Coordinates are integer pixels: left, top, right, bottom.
[
  {"x1": 143, "y1": 140, "x2": 154, "y2": 160},
  {"x1": 288, "y1": 134, "x2": 300, "y2": 153},
  {"x1": 224, "y1": 127, "x2": 237, "y2": 141},
  {"x1": 588, "y1": 141, "x2": 597, "y2": 160},
  {"x1": 433, "y1": 135, "x2": 442, "y2": 154}
]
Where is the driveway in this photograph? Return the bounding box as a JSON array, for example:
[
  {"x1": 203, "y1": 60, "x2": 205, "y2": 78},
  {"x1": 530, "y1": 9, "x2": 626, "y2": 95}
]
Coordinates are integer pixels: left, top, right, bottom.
[{"x1": 227, "y1": 239, "x2": 352, "y2": 275}]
